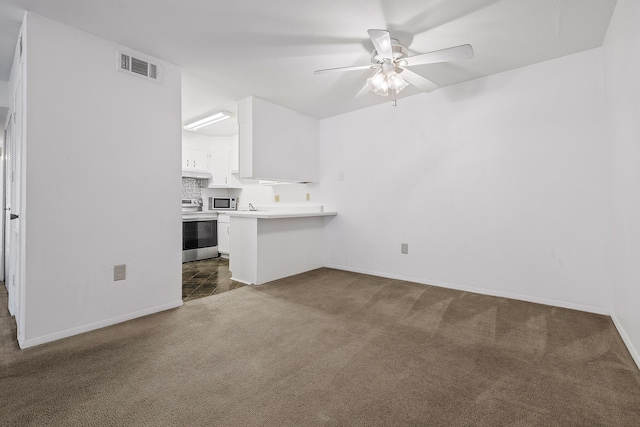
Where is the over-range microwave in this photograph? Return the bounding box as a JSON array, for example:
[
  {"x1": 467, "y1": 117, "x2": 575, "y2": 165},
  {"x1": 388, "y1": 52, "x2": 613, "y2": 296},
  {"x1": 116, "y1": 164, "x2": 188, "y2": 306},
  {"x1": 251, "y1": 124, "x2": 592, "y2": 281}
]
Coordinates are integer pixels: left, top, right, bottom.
[{"x1": 209, "y1": 197, "x2": 237, "y2": 210}]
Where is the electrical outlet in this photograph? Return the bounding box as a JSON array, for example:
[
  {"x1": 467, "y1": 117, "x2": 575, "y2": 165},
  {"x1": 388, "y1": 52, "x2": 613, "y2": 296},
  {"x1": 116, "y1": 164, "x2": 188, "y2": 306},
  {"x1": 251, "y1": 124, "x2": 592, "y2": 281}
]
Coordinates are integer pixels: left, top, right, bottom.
[
  {"x1": 338, "y1": 171, "x2": 344, "y2": 181},
  {"x1": 274, "y1": 195, "x2": 280, "y2": 202},
  {"x1": 306, "y1": 193, "x2": 310, "y2": 201},
  {"x1": 114, "y1": 264, "x2": 126, "y2": 281},
  {"x1": 401, "y1": 243, "x2": 408, "y2": 254}
]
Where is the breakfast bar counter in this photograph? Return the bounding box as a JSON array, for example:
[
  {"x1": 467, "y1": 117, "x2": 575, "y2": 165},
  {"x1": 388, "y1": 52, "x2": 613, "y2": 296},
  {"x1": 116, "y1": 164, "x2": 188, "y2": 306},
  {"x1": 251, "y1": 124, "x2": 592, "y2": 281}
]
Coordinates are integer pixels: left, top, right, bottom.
[{"x1": 227, "y1": 210, "x2": 337, "y2": 285}]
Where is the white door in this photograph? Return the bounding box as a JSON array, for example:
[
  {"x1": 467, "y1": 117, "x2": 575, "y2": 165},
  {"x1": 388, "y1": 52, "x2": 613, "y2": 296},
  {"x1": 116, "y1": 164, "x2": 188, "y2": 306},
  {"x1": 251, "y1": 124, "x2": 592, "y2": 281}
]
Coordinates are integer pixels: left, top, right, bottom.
[
  {"x1": 6, "y1": 74, "x2": 25, "y2": 340},
  {"x1": 3, "y1": 114, "x2": 13, "y2": 314}
]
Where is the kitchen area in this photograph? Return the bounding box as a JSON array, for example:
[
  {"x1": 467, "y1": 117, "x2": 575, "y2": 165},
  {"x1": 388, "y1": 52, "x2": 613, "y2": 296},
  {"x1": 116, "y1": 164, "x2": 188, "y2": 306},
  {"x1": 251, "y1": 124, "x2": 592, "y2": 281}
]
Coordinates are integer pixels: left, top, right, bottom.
[{"x1": 181, "y1": 96, "x2": 336, "y2": 301}]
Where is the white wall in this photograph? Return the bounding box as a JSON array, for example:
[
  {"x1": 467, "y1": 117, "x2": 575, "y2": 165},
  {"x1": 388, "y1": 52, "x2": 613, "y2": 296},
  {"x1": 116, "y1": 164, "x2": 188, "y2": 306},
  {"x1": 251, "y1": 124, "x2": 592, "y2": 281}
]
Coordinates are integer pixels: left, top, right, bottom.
[
  {"x1": 603, "y1": 0, "x2": 640, "y2": 366},
  {"x1": 319, "y1": 48, "x2": 610, "y2": 313},
  {"x1": 0, "y1": 80, "x2": 9, "y2": 128},
  {"x1": 182, "y1": 130, "x2": 233, "y2": 152},
  {"x1": 0, "y1": 80, "x2": 9, "y2": 110},
  {"x1": 21, "y1": 14, "x2": 183, "y2": 347}
]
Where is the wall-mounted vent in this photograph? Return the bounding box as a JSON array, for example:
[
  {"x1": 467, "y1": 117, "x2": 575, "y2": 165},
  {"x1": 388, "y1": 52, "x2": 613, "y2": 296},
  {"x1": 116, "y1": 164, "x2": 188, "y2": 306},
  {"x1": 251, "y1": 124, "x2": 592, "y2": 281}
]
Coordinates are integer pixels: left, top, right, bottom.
[{"x1": 117, "y1": 50, "x2": 161, "y2": 82}]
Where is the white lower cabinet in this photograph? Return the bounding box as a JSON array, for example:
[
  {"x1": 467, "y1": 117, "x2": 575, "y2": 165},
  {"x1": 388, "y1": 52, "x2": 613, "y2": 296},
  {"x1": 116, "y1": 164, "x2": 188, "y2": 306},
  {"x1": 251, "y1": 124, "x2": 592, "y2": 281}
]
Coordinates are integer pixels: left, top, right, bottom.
[{"x1": 217, "y1": 215, "x2": 230, "y2": 254}]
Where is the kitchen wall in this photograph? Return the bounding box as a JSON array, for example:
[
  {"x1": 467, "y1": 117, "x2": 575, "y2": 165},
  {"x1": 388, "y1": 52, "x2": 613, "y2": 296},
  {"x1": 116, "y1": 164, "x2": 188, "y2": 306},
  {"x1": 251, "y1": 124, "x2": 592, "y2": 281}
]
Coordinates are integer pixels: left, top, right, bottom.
[
  {"x1": 228, "y1": 182, "x2": 318, "y2": 209},
  {"x1": 182, "y1": 130, "x2": 232, "y2": 152},
  {"x1": 19, "y1": 14, "x2": 182, "y2": 347},
  {"x1": 603, "y1": 0, "x2": 640, "y2": 366},
  {"x1": 319, "y1": 47, "x2": 610, "y2": 314}
]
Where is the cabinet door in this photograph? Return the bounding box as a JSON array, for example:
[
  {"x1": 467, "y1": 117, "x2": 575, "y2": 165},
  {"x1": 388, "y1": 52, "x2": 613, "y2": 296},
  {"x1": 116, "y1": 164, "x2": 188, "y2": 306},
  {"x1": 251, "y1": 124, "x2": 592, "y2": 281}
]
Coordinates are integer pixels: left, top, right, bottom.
[
  {"x1": 182, "y1": 148, "x2": 209, "y2": 171},
  {"x1": 208, "y1": 152, "x2": 230, "y2": 187},
  {"x1": 217, "y1": 221, "x2": 230, "y2": 253},
  {"x1": 190, "y1": 149, "x2": 209, "y2": 171},
  {"x1": 182, "y1": 148, "x2": 191, "y2": 169}
]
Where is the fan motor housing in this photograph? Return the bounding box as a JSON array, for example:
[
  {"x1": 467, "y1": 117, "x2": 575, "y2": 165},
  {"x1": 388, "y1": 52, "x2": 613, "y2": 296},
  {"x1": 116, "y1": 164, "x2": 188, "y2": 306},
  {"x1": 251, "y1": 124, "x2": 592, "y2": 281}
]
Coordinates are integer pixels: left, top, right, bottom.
[{"x1": 371, "y1": 38, "x2": 408, "y2": 64}]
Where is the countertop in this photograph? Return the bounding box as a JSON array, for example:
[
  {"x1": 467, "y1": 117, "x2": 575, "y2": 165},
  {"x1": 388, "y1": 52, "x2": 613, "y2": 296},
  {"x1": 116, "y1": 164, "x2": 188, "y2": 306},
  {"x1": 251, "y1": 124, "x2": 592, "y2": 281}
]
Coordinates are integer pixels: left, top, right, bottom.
[{"x1": 223, "y1": 210, "x2": 337, "y2": 219}]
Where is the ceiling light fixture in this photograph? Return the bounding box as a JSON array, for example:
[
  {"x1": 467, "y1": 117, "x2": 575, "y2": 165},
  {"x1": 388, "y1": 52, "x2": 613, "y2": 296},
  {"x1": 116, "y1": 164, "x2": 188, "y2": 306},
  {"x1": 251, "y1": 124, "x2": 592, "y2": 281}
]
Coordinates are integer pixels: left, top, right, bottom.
[
  {"x1": 366, "y1": 69, "x2": 409, "y2": 97},
  {"x1": 366, "y1": 60, "x2": 409, "y2": 97},
  {"x1": 184, "y1": 111, "x2": 232, "y2": 131}
]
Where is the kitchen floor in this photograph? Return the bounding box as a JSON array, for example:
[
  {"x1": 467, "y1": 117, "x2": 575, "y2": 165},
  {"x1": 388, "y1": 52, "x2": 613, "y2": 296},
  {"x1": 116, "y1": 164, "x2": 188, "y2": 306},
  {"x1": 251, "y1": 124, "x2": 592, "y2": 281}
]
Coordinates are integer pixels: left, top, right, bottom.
[{"x1": 182, "y1": 257, "x2": 245, "y2": 302}]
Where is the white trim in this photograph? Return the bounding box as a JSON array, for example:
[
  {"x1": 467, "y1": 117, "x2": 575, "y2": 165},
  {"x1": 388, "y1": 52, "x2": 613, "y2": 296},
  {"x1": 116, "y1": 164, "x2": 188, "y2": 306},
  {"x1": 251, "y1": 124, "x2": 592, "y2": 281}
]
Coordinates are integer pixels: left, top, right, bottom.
[
  {"x1": 17, "y1": 300, "x2": 183, "y2": 349},
  {"x1": 230, "y1": 276, "x2": 254, "y2": 286},
  {"x1": 611, "y1": 313, "x2": 640, "y2": 371},
  {"x1": 324, "y1": 264, "x2": 612, "y2": 316}
]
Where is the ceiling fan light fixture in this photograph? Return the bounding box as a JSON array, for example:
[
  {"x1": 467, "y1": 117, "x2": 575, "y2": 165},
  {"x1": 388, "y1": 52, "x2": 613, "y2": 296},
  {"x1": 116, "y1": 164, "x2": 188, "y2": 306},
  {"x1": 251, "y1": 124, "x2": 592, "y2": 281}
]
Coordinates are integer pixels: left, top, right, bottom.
[
  {"x1": 314, "y1": 29, "x2": 472, "y2": 100},
  {"x1": 387, "y1": 71, "x2": 409, "y2": 92},
  {"x1": 367, "y1": 72, "x2": 387, "y2": 96},
  {"x1": 184, "y1": 111, "x2": 232, "y2": 131},
  {"x1": 366, "y1": 70, "x2": 408, "y2": 97}
]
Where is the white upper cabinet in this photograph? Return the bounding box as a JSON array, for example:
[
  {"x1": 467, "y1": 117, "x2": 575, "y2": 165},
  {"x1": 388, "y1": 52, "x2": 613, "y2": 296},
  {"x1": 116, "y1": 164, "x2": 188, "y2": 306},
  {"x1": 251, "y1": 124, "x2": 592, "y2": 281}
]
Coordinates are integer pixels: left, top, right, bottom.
[
  {"x1": 182, "y1": 148, "x2": 209, "y2": 171},
  {"x1": 207, "y1": 151, "x2": 232, "y2": 187},
  {"x1": 182, "y1": 131, "x2": 242, "y2": 187},
  {"x1": 207, "y1": 146, "x2": 242, "y2": 189},
  {"x1": 238, "y1": 96, "x2": 319, "y2": 182}
]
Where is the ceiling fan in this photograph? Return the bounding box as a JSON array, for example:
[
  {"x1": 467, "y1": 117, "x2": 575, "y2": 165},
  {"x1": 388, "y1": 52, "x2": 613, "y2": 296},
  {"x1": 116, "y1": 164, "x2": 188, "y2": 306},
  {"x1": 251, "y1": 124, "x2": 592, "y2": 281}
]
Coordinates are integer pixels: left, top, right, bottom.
[{"x1": 315, "y1": 29, "x2": 474, "y2": 102}]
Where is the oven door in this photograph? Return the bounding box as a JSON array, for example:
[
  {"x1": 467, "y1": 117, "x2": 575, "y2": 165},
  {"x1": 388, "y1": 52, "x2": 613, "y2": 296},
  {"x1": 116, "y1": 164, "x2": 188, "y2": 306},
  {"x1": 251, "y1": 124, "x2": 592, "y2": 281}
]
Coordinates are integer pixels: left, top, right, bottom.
[{"x1": 182, "y1": 217, "x2": 218, "y2": 262}]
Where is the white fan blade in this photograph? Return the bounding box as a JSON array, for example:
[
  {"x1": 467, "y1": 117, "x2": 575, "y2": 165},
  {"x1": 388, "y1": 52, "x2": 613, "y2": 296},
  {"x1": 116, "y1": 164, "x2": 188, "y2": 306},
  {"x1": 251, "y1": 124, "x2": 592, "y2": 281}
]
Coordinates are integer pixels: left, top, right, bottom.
[
  {"x1": 314, "y1": 64, "x2": 376, "y2": 74},
  {"x1": 355, "y1": 82, "x2": 371, "y2": 98},
  {"x1": 398, "y1": 68, "x2": 439, "y2": 93},
  {"x1": 404, "y1": 44, "x2": 474, "y2": 67},
  {"x1": 368, "y1": 29, "x2": 393, "y2": 59}
]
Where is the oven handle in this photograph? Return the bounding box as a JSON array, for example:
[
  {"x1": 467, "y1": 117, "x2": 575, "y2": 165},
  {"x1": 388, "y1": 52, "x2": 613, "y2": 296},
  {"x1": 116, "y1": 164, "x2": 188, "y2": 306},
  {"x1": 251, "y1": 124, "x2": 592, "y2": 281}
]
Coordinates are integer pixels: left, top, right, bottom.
[{"x1": 181, "y1": 217, "x2": 218, "y2": 223}]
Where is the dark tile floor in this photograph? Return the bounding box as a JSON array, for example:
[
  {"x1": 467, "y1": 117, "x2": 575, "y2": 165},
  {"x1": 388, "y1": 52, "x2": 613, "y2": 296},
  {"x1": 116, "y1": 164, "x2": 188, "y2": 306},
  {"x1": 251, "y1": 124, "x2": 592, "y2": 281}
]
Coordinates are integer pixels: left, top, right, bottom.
[{"x1": 182, "y1": 257, "x2": 246, "y2": 302}]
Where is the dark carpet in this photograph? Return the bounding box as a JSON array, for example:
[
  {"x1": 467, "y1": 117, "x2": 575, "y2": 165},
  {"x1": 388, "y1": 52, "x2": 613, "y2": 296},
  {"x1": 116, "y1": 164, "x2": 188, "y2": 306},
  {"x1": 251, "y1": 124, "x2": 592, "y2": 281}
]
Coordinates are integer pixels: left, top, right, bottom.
[{"x1": 1, "y1": 268, "x2": 639, "y2": 426}]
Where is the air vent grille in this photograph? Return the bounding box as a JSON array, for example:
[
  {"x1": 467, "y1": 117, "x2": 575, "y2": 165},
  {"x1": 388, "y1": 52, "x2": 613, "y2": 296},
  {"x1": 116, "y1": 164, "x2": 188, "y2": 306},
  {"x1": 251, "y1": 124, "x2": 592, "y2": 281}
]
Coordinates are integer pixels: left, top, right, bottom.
[
  {"x1": 117, "y1": 50, "x2": 160, "y2": 82},
  {"x1": 149, "y1": 63, "x2": 158, "y2": 79},
  {"x1": 131, "y1": 57, "x2": 148, "y2": 76},
  {"x1": 120, "y1": 53, "x2": 130, "y2": 71}
]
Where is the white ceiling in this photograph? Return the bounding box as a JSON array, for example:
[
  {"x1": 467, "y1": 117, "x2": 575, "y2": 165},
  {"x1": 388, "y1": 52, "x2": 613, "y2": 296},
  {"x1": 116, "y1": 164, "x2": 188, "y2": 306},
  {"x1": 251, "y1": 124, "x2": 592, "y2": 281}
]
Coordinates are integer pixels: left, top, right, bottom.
[{"x1": 0, "y1": 0, "x2": 617, "y2": 136}]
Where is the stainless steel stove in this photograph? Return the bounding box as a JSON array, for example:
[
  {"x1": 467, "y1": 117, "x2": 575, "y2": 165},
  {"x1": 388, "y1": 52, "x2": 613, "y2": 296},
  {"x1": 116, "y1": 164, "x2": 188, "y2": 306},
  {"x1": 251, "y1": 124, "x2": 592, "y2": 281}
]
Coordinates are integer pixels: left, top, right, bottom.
[{"x1": 182, "y1": 198, "x2": 218, "y2": 262}]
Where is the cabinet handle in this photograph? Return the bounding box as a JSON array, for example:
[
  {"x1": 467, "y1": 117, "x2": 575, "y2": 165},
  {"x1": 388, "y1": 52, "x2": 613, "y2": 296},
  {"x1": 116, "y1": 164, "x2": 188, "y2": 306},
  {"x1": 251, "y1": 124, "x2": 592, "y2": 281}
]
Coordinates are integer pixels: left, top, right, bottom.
[
  {"x1": 187, "y1": 160, "x2": 189, "y2": 167},
  {"x1": 194, "y1": 161, "x2": 196, "y2": 168},
  {"x1": 227, "y1": 226, "x2": 229, "y2": 234}
]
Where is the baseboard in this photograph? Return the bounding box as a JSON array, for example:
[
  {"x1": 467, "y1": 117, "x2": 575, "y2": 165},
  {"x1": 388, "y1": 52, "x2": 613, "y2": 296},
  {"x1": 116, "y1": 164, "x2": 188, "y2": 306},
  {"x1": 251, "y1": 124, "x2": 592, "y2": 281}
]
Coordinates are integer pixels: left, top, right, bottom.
[
  {"x1": 18, "y1": 300, "x2": 184, "y2": 349},
  {"x1": 230, "y1": 276, "x2": 254, "y2": 286},
  {"x1": 324, "y1": 264, "x2": 612, "y2": 316},
  {"x1": 611, "y1": 313, "x2": 640, "y2": 371}
]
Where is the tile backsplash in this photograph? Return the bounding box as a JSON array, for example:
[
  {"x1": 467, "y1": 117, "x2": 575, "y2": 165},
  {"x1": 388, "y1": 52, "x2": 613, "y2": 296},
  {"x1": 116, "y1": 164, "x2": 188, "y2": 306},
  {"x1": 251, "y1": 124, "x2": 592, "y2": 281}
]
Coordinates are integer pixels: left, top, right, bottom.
[{"x1": 182, "y1": 178, "x2": 202, "y2": 200}]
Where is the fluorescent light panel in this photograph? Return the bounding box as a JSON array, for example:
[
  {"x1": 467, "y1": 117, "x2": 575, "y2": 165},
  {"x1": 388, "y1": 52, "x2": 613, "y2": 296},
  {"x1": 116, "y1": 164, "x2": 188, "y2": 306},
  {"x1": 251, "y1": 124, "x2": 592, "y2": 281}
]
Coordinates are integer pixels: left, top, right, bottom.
[{"x1": 184, "y1": 111, "x2": 232, "y2": 131}]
